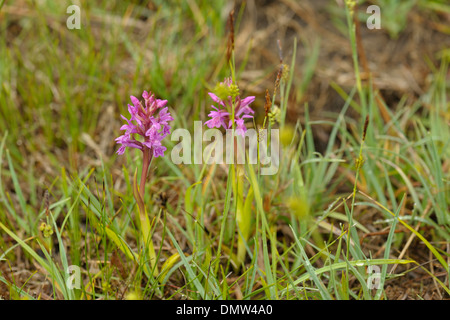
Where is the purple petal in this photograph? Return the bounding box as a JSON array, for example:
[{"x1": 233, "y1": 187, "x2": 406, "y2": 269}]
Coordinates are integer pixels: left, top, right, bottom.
[
  {"x1": 208, "y1": 93, "x2": 226, "y2": 107},
  {"x1": 156, "y1": 99, "x2": 168, "y2": 109},
  {"x1": 204, "y1": 118, "x2": 219, "y2": 129},
  {"x1": 235, "y1": 118, "x2": 247, "y2": 136},
  {"x1": 142, "y1": 90, "x2": 150, "y2": 99},
  {"x1": 116, "y1": 145, "x2": 126, "y2": 155},
  {"x1": 240, "y1": 96, "x2": 255, "y2": 108},
  {"x1": 153, "y1": 145, "x2": 167, "y2": 158},
  {"x1": 236, "y1": 106, "x2": 254, "y2": 118},
  {"x1": 158, "y1": 107, "x2": 174, "y2": 123},
  {"x1": 130, "y1": 95, "x2": 141, "y2": 107}
]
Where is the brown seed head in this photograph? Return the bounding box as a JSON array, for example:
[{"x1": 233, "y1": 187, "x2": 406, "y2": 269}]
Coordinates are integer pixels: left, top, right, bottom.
[
  {"x1": 226, "y1": 9, "x2": 235, "y2": 62},
  {"x1": 362, "y1": 115, "x2": 369, "y2": 141},
  {"x1": 264, "y1": 89, "x2": 271, "y2": 117}
]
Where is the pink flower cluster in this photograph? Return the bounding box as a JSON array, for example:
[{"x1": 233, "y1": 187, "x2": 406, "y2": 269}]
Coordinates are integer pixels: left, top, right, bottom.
[
  {"x1": 116, "y1": 91, "x2": 173, "y2": 157},
  {"x1": 205, "y1": 78, "x2": 255, "y2": 136}
]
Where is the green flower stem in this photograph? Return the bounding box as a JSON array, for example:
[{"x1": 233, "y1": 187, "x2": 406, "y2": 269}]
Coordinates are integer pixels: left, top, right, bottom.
[
  {"x1": 140, "y1": 148, "x2": 152, "y2": 200},
  {"x1": 136, "y1": 148, "x2": 159, "y2": 276}
]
